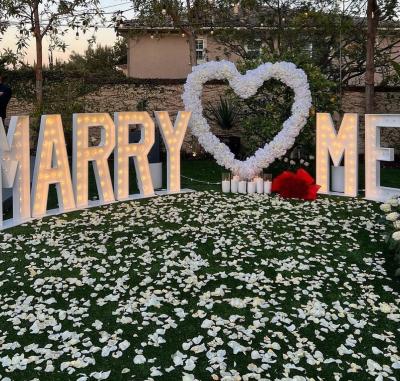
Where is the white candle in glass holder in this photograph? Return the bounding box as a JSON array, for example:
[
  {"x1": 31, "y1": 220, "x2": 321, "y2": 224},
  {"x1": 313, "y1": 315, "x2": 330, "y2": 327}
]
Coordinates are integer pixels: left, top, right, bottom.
[
  {"x1": 264, "y1": 180, "x2": 272, "y2": 194},
  {"x1": 222, "y1": 180, "x2": 230, "y2": 193},
  {"x1": 247, "y1": 180, "x2": 256, "y2": 194},
  {"x1": 238, "y1": 180, "x2": 247, "y2": 194},
  {"x1": 256, "y1": 177, "x2": 264, "y2": 193},
  {"x1": 221, "y1": 172, "x2": 231, "y2": 193},
  {"x1": 231, "y1": 175, "x2": 239, "y2": 193}
]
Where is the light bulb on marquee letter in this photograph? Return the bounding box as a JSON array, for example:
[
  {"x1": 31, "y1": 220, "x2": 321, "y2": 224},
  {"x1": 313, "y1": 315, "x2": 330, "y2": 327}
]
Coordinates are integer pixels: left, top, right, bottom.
[
  {"x1": 0, "y1": 116, "x2": 31, "y2": 227},
  {"x1": 114, "y1": 112, "x2": 155, "y2": 200},
  {"x1": 365, "y1": 114, "x2": 400, "y2": 202},
  {"x1": 73, "y1": 113, "x2": 115, "y2": 208},
  {"x1": 155, "y1": 111, "x2": 191, "y2": 193},
  {"x1": 31, "y1": 115, "x2": 76, "y2": 218},
  {"x1": 316, "y1": 113, "x2": 359, "y2": 197}
]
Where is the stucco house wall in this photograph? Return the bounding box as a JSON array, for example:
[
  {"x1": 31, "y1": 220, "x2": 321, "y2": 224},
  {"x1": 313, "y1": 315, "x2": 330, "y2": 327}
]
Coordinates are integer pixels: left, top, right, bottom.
[
  {"x1": 205, "y1": 36, "x2": 240, "y2": 62},
  {"x1": 128, "y1": 34, "x2": 193, "y2": 79},
  {"x1": 127, "y1": 34, "x2": 240, "y2": 79}
]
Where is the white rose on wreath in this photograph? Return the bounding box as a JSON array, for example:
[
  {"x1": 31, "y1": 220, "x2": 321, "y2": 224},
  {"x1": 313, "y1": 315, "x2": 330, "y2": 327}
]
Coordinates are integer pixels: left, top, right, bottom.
[
  {"x1": 380, "y1": 204, "x2": 391, "y2": 213},
  {"x1": 182, "y1": 60, "x2": 312, "y2": 179},
  {"x1": 392, "y1": 231, "x2": 400, "y2": 241},
  {"x1": 386, "y1": 212, "x2": 399, "y2": 222},
  {"x1": 394, "y1": 221, "x2": 400, "y2": 230},
  {"x1": 388, "y1": 198, "x2": 399, "y2": 206}
]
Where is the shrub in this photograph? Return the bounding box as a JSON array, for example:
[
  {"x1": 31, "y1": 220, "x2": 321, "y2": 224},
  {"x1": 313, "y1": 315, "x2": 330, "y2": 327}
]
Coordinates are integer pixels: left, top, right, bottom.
[
  {"x1": 29, "y1": 81, "x2": 87, "y2": 151},
  {"x1": 206, "y1": 96, "x2": 239, "y2": 130},
  {"x1": 136, "y1": 98, "x2": 149, "y2": 111}
]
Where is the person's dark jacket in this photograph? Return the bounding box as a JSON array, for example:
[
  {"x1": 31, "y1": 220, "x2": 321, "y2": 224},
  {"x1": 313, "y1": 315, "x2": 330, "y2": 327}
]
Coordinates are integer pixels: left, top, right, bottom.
[{"x1": 0, "y1": 83, "x2": 12, "y2": 121}]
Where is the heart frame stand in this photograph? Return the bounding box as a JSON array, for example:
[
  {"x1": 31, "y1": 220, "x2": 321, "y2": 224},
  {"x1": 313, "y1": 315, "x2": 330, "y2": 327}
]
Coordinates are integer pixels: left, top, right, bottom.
[{"x1": 182, "y1": 60, "x2": 312, "y2": 180}]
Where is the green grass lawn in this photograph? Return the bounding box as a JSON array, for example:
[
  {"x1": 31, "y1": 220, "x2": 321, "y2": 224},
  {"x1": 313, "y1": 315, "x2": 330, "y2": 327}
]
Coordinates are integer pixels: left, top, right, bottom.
[
  {"x1": 0, "y1": 160, "x2": 400, "y2": 381},
  {"x1": 4, "y1": 159, "x2": 397, "y2": 213}
]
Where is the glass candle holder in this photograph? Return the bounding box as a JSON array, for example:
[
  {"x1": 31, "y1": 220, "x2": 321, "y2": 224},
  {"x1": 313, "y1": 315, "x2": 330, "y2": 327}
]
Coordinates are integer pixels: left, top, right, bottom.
[
  {"x1": 263, "y1": 173, "x2": 272, "y2": 194},
  {"x1": 221, "y1": 172, "x2": 231, "y2": 193},
  {"x1": 238, "y1": 179, "x2": 247, "y2": 194},
  {"x1": 247, "y1": 179, "x2": 256, "y2": 194},
  {"x1": 255, "y1": 173, "x2": 264, "y2": 194},
  {"x1": 230, "y1": 173, "x2": 239, "y2": 193}
]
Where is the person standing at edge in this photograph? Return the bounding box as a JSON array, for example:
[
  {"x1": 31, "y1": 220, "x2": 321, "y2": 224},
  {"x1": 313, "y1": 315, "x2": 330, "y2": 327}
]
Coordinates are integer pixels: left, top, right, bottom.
[{"x1": 0, "y1": 74, "x2": 12, "y2": 125}]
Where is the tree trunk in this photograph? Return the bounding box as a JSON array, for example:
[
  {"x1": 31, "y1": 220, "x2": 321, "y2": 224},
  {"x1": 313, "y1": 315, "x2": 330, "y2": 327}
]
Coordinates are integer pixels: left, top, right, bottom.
[
  {"x1": 276, "y1": 0, "x2": 281, "y2": 55},
  {"x1": 33, "y1": 3, "x2": 43, "y2": 107},
  {"x1": 365, "y1": 0, "x2": 379, "y2": 114},
  {"x1": 35, "y1": 36, "x2": 43, "y2": 106},
  {"x1": 183, "y1": 0, "x2": 197, "y2": 67},
  {"x1": 187, "y1": 29, "x2": 197, "y2": 67}
]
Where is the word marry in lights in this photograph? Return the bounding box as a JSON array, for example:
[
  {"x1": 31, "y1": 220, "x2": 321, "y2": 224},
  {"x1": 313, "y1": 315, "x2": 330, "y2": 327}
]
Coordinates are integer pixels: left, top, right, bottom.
[
  {"x1": 0, "y1": 111, "x2": 191, "y2": 229},
  {"x1": 316, "y1": 113, "x2": 399, "y2": 201}
]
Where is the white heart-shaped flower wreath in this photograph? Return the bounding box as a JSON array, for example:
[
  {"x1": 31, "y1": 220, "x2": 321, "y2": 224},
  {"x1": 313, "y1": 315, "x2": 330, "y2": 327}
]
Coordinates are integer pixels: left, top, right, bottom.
[{"x1": 182, "y1": 60, "x2": 312, "y2": 179}]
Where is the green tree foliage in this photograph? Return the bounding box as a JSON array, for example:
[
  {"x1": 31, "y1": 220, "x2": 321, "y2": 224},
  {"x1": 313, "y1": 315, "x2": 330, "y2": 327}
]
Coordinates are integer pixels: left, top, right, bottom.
[
  {"x1": 64, "y1": 45, "x2": 121, "y2": 76},
  {"x1": 233, "y1": 51, "x2": 338, "y2": 158},
  {"x1": 113, "y1": 37, "x2": 128, "y2": 66},
  {"x1": 0, "y1": 49, "x2": 20, "y2": 71},
  {"x1": 214, "y1": 0, "x2": 400, "y2": 86}
]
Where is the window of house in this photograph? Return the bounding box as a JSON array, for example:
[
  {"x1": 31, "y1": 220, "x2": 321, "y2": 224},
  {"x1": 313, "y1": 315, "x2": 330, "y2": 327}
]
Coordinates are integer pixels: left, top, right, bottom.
[
  {"x1": 245, "y1": 40, "x2": 262, "y2": 59},
  {"x1": 304, "y1": 42, "x2": 313, "y2": 58},
  {"x1": 196, "y1": 39, "x2": 205, "y2": 62}
]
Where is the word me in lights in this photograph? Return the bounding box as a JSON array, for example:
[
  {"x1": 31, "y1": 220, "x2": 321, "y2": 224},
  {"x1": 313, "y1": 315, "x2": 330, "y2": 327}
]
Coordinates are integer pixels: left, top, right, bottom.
[
  {"x1": 0, "y1": 111, "x2": 191, "y2": 229},
  {"x1": 316, "y1": 113, "x2": 400, "y2": 201}
]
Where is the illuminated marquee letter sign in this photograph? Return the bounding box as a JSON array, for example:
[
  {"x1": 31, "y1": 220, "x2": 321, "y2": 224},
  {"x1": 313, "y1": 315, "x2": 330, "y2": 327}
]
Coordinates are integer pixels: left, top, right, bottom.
[
  {"x1": 31, "y1": 115, "x2": 76, "y2": 218},
  {"x1": 0, "y1": 116, "x2": 31, "y2": 228},
  {"x1": 155, "y1": 111, "x2": 190, "y2": 193},
  {"x1": 365, "y1": 114, "x2": 400, "y2": 201},
  {"x1": 316, "y1": 113, "x2": 359, "y2": 197},
  {"x1": 0, "y1": 111, "x2": 192, "y2": 229},
  {"x1": 73, "y1": 113, "x2": 115, "y2": 208},
  {"x1": 114, "y1": 112, "x2": 155, "y2": 200},
  {"x1": 5, "y1": 108, "x2": 399, "y2": 231}
]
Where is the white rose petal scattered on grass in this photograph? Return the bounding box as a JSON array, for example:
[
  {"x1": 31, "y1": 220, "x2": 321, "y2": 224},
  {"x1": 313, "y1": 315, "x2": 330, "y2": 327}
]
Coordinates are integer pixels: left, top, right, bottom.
[{"x1": 0, "y1": 191, "x2": 399, "y2": 380}]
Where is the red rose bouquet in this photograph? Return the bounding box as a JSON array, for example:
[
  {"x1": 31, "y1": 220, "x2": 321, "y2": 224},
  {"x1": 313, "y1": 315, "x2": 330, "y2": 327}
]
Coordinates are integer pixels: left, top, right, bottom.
[{"x1": 272, "y1": 169, "x2": 320, "y2": 201}]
